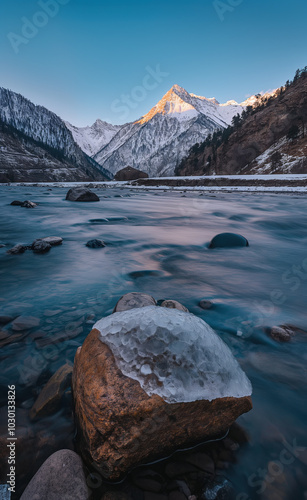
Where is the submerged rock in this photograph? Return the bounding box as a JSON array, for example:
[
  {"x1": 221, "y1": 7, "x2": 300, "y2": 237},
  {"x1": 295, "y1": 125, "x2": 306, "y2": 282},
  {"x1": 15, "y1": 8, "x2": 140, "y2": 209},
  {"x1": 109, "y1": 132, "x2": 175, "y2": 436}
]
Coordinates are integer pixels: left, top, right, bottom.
[
  {"x1": 72, "y1": 306, "x2": 252, "y2": 481},
  {"x1": 113, "y1": 292, "x2": 156, "y2": 312},
  {"x1": 209, "y1": 233, "x2": 249, "y2": 249},
  {"x1": 160, "y1": 300, "x2": 188, "y2": 312},
  {"x1": 20, "y1": 450, "x2": 89, "y2": 500},
  {"x1": 30, "y1": 363, "x2": 73, "y2": 420},
  {"x1": 66, "y1": 187, "x2": 100, "y2": 202},
  {"x1": 11, "y1": 316, "x2": 40, "y2": 331},
  {"x1": 86, "y1": 239, "x2": 106, "y2": 248}
]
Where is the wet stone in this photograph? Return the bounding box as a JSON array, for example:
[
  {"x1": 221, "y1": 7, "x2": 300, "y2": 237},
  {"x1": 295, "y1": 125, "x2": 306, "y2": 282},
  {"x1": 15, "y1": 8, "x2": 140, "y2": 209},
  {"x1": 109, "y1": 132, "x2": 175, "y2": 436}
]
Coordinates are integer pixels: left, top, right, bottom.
[
  {"x1": 32, "y1": 240, "x2": 52, "y2": 254},
  {"x1": 269, "y1": 325, "x2": 294, "y2": 342},
  {"x1": 30, "y1": 363, "x2": 73, "y2": 420},
  {"x1": 160, "y1": 300, "x2": 188, "y2": 312},
  {"x1": 198, "y1": 300, "x2": 213, "y2": 310},
  {"x1": 209, "y1": 233, "x2": 249, "y2": 249},
  {"x1": 22, "y1": 200, "x2": 37, "y2": 208},
  {"x1": 6, "y1": 244, "x2": 27, "y2": 255},
  {"x1": 113, "y1": 292, "x2": 156, "y2": 313},
  {"x1": 86, "y1": 239, "x2": 106, "y2": 248},
  {"x1": 200, "y1": 476, "x2": 234, "y2": 500},
  {"x1": 10, "y1": 200, "x2": 23, "y2": 206}
]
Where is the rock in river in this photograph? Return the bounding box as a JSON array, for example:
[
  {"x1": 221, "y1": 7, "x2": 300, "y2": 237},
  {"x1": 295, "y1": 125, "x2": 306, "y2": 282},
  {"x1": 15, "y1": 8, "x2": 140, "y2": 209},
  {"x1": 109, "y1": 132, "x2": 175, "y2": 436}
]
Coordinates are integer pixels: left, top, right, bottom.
[
  {"x1": 6, "y1": 244, "x2": 27, "y2": 255},
  {"x1": 86, "y1": 239, "x2": 106, "y2": 248},
  {"x1": 32, "y1": 240, "x2": 52, "y2": 254},
  {"x1": 20, "y1": 449, "x2": 89, "y2": 500},
  {"x1": 40, "y1": 236, "x2": 63, "y2": 246},
  {"x1": 209, "y1": 233, "x2": 249, "y2": 249},
  {"x1": 66, "y1": 187, "x2": 100, "y2": 202},
  {"x1": 22, "y1": 200, "x2": 37, "y2": 208},
  {"x1": 160, "y1": 300, "x2": 188, "y2": 312},
  {"x1": 30, "y1": 363, "x2": 73, "y2": 420},
  {"x1": 113, "y1": 292, "x2": 157, "y2": 312},
  {"x1": 72, "y1": 306, "x2": 252, "y2": 481}
]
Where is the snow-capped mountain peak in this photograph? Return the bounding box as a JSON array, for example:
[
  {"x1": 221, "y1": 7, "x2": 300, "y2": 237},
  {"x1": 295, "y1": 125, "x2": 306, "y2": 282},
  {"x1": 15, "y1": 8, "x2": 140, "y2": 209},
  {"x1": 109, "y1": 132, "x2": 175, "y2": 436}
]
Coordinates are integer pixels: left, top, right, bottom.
[{"x1": 65, "y1": 119, "x2": 121, "y2": 157}]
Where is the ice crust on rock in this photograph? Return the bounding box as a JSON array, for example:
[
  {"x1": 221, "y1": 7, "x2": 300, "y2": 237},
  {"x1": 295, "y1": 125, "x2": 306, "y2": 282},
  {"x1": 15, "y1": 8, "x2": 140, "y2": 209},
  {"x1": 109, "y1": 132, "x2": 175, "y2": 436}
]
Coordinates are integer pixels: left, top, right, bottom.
[{"x1": 94, "y1": 306, "x2": 252, "y2": 403}]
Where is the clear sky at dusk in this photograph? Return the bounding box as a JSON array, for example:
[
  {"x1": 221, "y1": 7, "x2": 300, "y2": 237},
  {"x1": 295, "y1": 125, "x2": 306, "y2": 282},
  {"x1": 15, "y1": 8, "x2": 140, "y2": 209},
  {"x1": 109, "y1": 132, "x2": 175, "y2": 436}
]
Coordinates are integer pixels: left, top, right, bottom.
[{"x1": 1, "y1": 0, "x2": 306, "y2": 126}]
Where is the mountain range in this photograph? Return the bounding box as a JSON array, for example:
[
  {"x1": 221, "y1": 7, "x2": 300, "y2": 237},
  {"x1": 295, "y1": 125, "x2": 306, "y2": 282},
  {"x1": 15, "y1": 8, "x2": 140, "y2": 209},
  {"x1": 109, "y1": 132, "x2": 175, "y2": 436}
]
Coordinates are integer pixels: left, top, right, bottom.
[
  {"x1": 67, "y1": 85, "x2": 253, "y2": 177},
  {"x1": 177, "y1": 73, "x2": 307, "y2": 176},
  {"x1": 0, "y1": 84, "x2": 257, "y2": 182},
  {"x1": 1, "y1": 79, "x2": 303, "y2": 183}
]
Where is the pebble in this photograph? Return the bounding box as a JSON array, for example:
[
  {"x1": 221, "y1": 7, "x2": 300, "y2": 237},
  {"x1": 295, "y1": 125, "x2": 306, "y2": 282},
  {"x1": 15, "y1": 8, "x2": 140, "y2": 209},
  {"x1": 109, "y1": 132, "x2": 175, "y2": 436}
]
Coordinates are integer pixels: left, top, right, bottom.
[
  {"x1": 198, "y1": 300, "x2": 213, "y2": 310},
  {"x1": 268, "y1": 325, "x2": 294, "y2": 342}
]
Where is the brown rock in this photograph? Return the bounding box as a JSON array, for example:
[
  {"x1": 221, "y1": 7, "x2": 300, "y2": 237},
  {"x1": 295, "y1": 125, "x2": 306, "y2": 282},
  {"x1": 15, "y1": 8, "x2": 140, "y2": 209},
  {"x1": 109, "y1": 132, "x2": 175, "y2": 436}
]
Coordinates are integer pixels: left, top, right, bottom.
[
  {"x1": 114, "y1": 166, "x2": 149, "y2": 182},
  {"x1": 72, "y1": 329, "x2": 252, "y2": 482},
  {"x1": 30, "y1": 363, "x2": 73, "y2": 419},
  {"x1": 268, "y1": 326, "x2": 294, "y2": 342},
  {"x1": 113, "y1": 292, "x2": 156, "y2": 312},
  {"x1": 160, "y1": 300, "x2": 188, "y2": 312}
]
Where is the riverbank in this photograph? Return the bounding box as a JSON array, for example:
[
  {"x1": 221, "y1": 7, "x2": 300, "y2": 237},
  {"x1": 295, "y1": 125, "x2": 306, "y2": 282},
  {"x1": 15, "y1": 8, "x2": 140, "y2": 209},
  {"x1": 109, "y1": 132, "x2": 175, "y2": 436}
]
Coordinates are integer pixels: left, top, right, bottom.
[{"x1": 1, "y1": 173, "x2": 307, "y2": 192}]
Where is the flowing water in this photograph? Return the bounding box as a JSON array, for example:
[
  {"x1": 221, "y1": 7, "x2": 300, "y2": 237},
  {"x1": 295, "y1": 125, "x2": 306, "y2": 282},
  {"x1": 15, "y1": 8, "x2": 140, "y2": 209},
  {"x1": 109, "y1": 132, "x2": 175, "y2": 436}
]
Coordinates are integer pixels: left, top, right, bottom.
[{"x1": 0, "y1": 185, "x2": 307, "y2": 499}]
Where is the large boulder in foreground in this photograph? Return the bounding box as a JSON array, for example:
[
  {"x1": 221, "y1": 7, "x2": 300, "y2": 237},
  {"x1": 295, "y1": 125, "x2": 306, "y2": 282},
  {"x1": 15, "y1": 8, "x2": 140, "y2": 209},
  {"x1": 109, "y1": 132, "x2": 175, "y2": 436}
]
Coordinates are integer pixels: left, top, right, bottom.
[
  {"x1": 66, "y1": 187, "x2": 100, "y2": 202},
  {"x1": 114, "y1": 166, "x2": 149, "y2": 181},
  {"x1": 72, "y1": 306, "x2": 252, "y2": 481}
]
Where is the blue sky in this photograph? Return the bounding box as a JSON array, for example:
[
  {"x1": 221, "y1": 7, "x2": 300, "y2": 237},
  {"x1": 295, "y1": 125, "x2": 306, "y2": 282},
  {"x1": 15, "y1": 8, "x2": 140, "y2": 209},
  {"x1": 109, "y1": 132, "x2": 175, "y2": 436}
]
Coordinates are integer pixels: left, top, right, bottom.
[{"x1": 1, "y1": 0, "x2": 306, "y2": 126}]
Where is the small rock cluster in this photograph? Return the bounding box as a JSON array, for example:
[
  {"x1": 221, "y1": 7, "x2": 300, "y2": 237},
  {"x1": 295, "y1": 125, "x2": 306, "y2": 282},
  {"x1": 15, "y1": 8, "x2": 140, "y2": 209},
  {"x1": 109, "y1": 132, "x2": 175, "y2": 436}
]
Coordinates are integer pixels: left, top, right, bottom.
[
  {"x1": 6, "y1": 236, "x2": 63, "y2": 255},
  {"x1": 11, "y1": 200, "x2": 38, "y2": 208}
]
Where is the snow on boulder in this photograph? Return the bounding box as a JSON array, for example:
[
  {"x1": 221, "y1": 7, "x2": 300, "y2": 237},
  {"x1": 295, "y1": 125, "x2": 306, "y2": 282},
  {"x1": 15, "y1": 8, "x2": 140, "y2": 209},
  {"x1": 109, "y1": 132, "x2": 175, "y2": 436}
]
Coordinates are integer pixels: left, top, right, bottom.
[
  {"x1": 95, "y1": 306, "x2": 252, "y2": 403},
  {"x1": 72, "y1": 306, "x2": 252, "y2": 480}
]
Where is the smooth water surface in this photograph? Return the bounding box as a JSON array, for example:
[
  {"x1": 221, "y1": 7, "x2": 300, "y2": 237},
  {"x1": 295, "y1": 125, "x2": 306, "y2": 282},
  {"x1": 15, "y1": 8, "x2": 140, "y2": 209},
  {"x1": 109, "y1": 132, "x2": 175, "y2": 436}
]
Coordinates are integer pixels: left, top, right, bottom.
[{"x1": 0, "y1": 185, "x2": 307, "y2": 499}]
